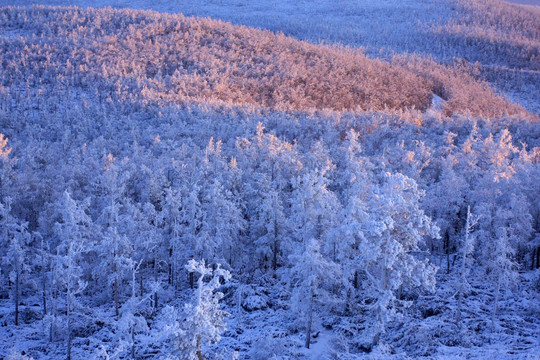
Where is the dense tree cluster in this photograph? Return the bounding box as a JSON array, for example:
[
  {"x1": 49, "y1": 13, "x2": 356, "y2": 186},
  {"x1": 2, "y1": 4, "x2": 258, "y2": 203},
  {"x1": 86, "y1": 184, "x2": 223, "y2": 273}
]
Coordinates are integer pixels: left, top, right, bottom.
[{"x1": 1, "y1": 99, "x2": 538, "y2": 358}]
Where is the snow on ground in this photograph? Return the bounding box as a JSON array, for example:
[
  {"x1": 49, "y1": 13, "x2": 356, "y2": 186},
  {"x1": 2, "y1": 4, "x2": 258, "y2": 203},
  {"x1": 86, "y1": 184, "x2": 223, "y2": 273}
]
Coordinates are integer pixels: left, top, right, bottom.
[
  {"x1": 209, "y1": 266, "x2": 540, "y2": 359},
  {"x1": 303, "y1": 329, "x2": 333, "y2": 360}
]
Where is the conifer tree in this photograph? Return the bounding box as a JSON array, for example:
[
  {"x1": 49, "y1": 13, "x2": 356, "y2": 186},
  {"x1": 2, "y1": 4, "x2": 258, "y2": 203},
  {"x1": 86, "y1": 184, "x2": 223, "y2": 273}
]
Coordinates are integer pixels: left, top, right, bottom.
[
  {"x1": 289, "y1": 238, "x2": 338, "y2": 349},
  {"x1": 53, "y1": 191, "x2": 92, "y2": 360},
  {"x1": 456, "y1": 206, "x2": 477, "y2": 326},
  {"x1": 2, "y1": 200, "x2": 30, "y2": 327},
  {"x1": 162, "y1": 260, "x2": 231, "y2": 360},
  {"x1": 359, "y1": 172, "x2": 438, "y2": 345}
]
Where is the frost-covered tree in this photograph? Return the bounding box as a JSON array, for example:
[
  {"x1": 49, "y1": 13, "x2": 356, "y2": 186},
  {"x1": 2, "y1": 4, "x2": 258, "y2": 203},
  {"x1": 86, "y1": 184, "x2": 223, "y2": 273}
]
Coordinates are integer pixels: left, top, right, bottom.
[
  {"x1": 96, "y1": 154, "x2": 133, "y2": 317},
  {"x1": 290, "y1": 168, "x2": 340, "y2": 249},
  {"x1": 358, "y1": 172, "x2": 438, "y2": 345},
  {"x1": 289, "y1": 238, "x2": 338, "y2": 349},
  {"x1": 200, "y1": 179, "x2": 245, "y2": 268},
  {"x1": 250, "y1": 174, "x2": 288, "y2": 273},
  {"x1": 328, "y1": 132, "x2": 374, "y2": 296},
  {"x1": 115, "y1": 258, "x2": 148, "y2": 359},
  {"x1": 34, "y1": 231, "x2": 49, "y2": 317},
  {"x1": 162, "y1": 259, "x2": 231, "y2": 360},
  {"x1": 162, "y1": 187, "x2": 183, "y2": 288},
  {"x1": 424, "y1": 160, "x2": 467, "y2": 273},
  {"x1": 181, "y1": 184, "x2": 204, "y2": 288},
  {"x1": 490, "y1": 226, "x2": 518, "y2": 332},
  {"x1": 456, "y1": 206, "x2": 477, "y2": 326},
  {"x1": 140, "y1": 202, "x2": 164, "y2": 312},
  {"x1": 53, "y1": 191, "x2": 92, "y2": 360},
  {"x1": 0, "y1": 133, "x2": 15, "y2": 204},
  {"x1": 237, "y1": 123, "x2": 301, "y2": 192},
  {"x1": 1, "y1": 198, "x2": 30, "y2": 326},
  {"x1": 473, "y1": 131, "x2": 532, "y2": 273},
  {"x1": 0, "y1": 135, "x2": 16, "y2": 300}
]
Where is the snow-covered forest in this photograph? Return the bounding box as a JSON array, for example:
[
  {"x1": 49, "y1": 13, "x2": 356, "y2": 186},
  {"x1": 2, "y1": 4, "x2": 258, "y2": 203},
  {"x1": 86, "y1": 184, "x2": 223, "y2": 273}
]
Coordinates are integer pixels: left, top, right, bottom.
[{"x1": 0, "y1": 1, "x2": 539, "y2": 359}]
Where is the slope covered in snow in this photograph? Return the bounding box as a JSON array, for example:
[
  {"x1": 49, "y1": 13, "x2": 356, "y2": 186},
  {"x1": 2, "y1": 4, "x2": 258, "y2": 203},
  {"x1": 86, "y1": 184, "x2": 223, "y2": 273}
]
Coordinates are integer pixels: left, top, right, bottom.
[
  {"x1": 1, "y1": 0, "x2": 538, "y2": 113},
  {"x1": 0, "y1": 6, "x2": 529, "y2": 117}
]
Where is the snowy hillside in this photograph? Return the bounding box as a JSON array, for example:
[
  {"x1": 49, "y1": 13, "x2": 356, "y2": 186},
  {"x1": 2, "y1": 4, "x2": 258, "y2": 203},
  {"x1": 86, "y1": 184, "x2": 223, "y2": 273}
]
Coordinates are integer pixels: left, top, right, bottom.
[
  {"x1": 0, "y1": 1, "x2": 539, "y2": 360},
  {"x1": 0, "y1": 6, "x2": 528, "y2": 116},
  {"x1": 1, "y1": 0, "x2": 538, "y2": 113}
]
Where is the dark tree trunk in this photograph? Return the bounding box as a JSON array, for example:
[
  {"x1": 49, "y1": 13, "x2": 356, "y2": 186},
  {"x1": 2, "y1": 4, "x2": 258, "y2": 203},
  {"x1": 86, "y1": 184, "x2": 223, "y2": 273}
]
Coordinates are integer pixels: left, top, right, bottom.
[
  {"x1": 154, "y1": 256, "x2": 158, "y2": 310},
  {"x1": 42, "y1": 258, "x2": 47, "y2": 316},
  {"x1": 67, "y1": 325, "x2": 72, "y2": 360},
  {"x1": 229, "y1": 245, "x2": 233, "y2": 269},
  {"x1": 67, "y1": 295, "x2": 72, "y2": 360},
  {"x1": 114, "y1": 248, "x2": 119, "y2": 318},
  {"x1": 131, "y1": 326, "x2": 136, "y2": 359},
  {"x1": 445, "y1": 230, "x2": 450, "y2": 274},
  {"x1": 344, "y1": 289, "x2": 351, "y2": 314},
  {"x1": 15, "y1": 269, "x2": 19, "y2": 326},
  {"x1": 114, "y1": 276, "x2": 119, "y2": 318},
  {"x1": 273, "y1": 214, "x2": 279, "y2": 273},
  {"x1": 196, "y1": 338, "x2": 203, "y2": 360},
  {"x1": 305, "y1": 289, "x2": 313, "y2": 349}
]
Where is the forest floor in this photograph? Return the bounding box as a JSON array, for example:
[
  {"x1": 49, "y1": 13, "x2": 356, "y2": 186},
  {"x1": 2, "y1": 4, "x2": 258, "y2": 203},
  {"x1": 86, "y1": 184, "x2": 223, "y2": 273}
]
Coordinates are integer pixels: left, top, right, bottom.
[{"x1": 2, "y1": 266, "x2": 538, "y2": 359}]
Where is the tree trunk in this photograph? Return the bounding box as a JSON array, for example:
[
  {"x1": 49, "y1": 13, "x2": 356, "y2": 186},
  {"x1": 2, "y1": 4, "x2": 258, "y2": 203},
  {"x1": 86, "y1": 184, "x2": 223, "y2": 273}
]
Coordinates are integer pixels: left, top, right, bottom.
[
  {"x1": 49, "y1": 321, "x2": 54, "y2": 343},
  {"x1": 305, "y1": 288, "x2": 313, "y2": 349},
  {"x1": 41, "y1": 239, "x2": 48, "y2": 317},
  {"x1": 445, "y1": 231, "x2": 450, "y2": 274},
  {"x1": 491, "y1": 279, "x2": 501, "y2": 332},
  {"x1": 456, "y1": 290, "x2": 462, "y2": 326},
  {"x1": 15, "y1": 268, "x2": 19, "y2": 326},
  {"x1": 67, "y1": 326, "x2": 72, "y2": 360},
  {"x1": 154, "y1": 256, "x2": 159, "y2": 310},
  {"x1": 114, "y1": 246, "x2": 119, "y2": 317},
  {"x1": 344, "y1": 288, "x2": 351, "y2": 314},
  {"x1": 372, "y1": 331, "x2": 380, "y2": 347},
  {"x1": 49, "y1": 286, "x2": 55, "y2": 342},
  {"x1": 196, "y1": 338, "x2": 203, "y2": 360},
  {"x1": 42, "y1": 257, "x2": 47, "y2": 316},
  {"x1": 229, "y1": 244, "x2": 233, "y2": 269},
  {"x1": 67, "y1": 296, "x2": 72, "y2": 360},
  {"x1": 273, "y1": 217, "x2": 279, "y2": 272},
  {"x1": 114, "y1": 276, "x2": 119, "y2": 318},
  {"x1": 131, "y1": 326, "x2": 135, "y2": 359}
]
